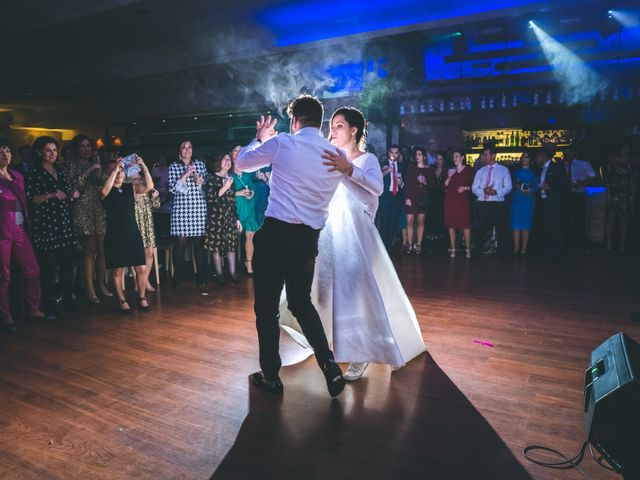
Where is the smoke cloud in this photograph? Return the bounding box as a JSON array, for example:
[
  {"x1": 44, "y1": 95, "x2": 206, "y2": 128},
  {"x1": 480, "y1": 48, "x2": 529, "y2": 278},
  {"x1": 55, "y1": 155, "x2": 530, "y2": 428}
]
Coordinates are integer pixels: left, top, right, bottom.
[{"x1": 530, "y1": 23, "x2": 607, "y2": 105}]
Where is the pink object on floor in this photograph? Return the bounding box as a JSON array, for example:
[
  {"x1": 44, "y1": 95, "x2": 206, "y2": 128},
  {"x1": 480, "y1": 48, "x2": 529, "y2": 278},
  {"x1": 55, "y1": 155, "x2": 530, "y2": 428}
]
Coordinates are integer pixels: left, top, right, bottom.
[{"x1": 473, "y1": 339, "x2": 495, "y2": 347}]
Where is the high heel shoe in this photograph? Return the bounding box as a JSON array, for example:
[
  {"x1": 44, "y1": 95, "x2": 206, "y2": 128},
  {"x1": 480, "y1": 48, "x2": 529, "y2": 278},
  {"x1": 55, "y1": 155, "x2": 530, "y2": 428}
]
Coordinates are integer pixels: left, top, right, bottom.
[
  {"x1": 245, "y1": 260, "x2": 253, "y2": 275},
  {"x1": 118, "y1": 298, "x2": 132, "y2": 314},
  {"x1": 136, "y1": 297, "x2": 151, "y2": 312},
  {"x1": 414, "y1": 244, "x2": 422, "y2": 254},
  {"x1": 448, "y1": 248, "x2": 456, "y2": 258},
  {"x1": 465, "y1": 249, "x2": 472, "y2": 259}
]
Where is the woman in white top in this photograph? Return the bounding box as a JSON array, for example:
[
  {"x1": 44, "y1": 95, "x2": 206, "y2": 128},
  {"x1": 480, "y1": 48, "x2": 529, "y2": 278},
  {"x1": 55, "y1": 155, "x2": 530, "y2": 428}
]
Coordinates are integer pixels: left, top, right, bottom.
[{"x1": 279, "y1": 107, "x2": 425, "y2": 381}]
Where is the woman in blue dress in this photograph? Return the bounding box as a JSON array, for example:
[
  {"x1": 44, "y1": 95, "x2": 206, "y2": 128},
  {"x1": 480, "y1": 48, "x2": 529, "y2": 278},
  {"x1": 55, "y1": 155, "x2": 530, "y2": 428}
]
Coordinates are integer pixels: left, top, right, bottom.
[{"x1": 511, "y1": 152, "x2": 538, "y2": 255}]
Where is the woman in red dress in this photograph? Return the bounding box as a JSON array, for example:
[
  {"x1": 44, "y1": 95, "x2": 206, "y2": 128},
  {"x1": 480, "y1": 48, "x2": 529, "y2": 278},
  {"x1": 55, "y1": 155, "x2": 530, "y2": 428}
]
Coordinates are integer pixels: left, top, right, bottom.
[
  {"x1": 404, "y1": 147, "x2": 435, "y2": 253},
  {"x1": 444, "y1": 149, "x2": 475, "y2": 258}
]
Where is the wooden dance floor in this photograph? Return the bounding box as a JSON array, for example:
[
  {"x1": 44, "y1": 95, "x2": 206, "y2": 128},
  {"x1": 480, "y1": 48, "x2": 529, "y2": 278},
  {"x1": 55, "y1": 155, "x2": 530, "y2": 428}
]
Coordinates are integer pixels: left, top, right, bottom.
[{"x1": 1, "y1": 252, "x2": 638, "y2": 479}]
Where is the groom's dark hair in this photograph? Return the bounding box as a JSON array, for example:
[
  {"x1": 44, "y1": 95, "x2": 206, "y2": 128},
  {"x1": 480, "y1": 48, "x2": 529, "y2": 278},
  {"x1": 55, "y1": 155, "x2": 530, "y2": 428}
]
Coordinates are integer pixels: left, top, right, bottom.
[{"x1": 286, "y1": 95, "x2": 323, "y2": 128}]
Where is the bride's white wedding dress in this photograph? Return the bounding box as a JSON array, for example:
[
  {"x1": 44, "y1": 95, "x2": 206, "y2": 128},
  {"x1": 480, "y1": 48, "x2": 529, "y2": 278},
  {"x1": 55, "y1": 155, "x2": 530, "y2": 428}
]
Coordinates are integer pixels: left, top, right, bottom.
[{"x1": 279, "y1": 152, "x2": 425, "y2": 367}]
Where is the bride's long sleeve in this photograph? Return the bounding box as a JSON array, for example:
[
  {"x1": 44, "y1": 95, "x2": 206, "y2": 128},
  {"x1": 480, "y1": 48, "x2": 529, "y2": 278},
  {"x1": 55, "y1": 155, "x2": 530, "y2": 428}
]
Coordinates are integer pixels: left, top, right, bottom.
[{"x1": 346, "y1": 154, "x2": 384, "y2": 196}]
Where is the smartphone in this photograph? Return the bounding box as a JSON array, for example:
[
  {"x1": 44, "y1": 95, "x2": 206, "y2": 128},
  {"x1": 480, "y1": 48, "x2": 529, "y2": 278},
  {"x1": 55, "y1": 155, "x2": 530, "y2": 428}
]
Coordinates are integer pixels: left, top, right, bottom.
[{"x1": 121, "y1": 153, "x2": 141, "y2": 176}]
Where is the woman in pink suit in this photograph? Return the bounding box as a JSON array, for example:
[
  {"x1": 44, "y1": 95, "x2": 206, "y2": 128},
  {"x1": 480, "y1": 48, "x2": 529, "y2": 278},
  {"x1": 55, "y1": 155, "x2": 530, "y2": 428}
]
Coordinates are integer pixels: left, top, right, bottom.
[{"x1": 0, "y1": 138, "x2": 44, "y2": 333}]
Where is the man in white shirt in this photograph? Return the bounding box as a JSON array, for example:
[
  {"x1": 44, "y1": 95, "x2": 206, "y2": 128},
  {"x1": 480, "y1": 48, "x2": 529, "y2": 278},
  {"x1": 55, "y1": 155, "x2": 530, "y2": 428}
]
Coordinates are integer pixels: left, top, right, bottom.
[
  {"x1": 564, "y1": 147, "x2": 596, "y2": 250},
  {"x1": 426, "y1": 138, "x2": 438, "y2": 167},
  {"x1": 471, "y1": 145, "x2": 512, "y2": 255},
  {"x1": 236, "y1": 95, "x2": 345, "y2": 398}
]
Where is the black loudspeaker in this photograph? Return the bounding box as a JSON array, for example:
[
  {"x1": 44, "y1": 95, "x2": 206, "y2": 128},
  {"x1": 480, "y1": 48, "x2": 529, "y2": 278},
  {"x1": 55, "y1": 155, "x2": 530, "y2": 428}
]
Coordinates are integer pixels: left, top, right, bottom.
[{"x1": 584, "y1": 333, "x2": 640, "y2": 479}]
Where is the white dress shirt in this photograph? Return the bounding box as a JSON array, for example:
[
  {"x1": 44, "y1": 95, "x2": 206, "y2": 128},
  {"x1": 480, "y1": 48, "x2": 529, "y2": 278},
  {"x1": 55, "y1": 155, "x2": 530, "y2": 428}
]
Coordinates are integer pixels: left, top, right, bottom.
[
  {"x1": 386, "y1": 160, "x2": 403, "y2": 193},
  {"x1": 471, "y1": 163, "x2": 512, "y2": 202},
  {"x1": 566, "y1": 159, "x2": 596, "y2": 193},
  {"x1": 236, "y1": 128, "x2": 343, "y2": 230},
  {"x1": 539, "y1": 159, "x2": 551, "y2": 199},
  {"x1": 344, "y1": 152, "x2": 384, "y2": 218}
]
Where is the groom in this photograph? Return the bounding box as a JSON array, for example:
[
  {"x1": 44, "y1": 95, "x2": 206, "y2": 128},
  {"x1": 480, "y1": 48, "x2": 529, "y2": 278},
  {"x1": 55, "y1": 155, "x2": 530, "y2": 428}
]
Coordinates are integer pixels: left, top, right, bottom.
[{"x1": 236, "y1": 95, "x2": 346, "y2": 397}]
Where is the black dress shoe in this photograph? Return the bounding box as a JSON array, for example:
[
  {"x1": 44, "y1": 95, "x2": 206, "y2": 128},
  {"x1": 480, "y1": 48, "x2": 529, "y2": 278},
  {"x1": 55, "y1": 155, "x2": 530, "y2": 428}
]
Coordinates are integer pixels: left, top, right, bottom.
[
  {"x1": 1, "y1": 322, "x2": 16, "y2": 334},
  {"x1": 215, "y1": 275, "x2": 226, "y2": 287},
  {"x1": 251, "y1": 372, "x2": 284, "y2": 395},
  {"x1": 322, "y1": 360, "x2": 345, "y2": 398},
  {"x1": 136, "y1": 297, "x2": 152, "y2": 312},
  {"x1": 229, "y1": 274, "x2": 240, "y2": 284}
]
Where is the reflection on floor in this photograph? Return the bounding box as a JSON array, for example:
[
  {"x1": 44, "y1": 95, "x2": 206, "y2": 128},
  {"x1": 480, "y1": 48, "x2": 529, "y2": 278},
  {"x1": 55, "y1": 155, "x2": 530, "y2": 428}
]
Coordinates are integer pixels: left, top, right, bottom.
[{"x1": 213, "y1": 353, "x2": 533, "y2": 480}]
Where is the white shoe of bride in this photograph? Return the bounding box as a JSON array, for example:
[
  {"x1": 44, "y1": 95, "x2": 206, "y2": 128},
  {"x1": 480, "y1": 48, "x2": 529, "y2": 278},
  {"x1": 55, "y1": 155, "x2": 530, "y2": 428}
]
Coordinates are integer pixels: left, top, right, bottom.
[{"x1": 344, "y1": 362, "x2": 369, "y2": 381}]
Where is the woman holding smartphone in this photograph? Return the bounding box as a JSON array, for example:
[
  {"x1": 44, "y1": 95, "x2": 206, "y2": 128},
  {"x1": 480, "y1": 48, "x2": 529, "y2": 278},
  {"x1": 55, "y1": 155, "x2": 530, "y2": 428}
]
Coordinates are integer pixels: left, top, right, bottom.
[
  {"x1": 511, "y1": 151, "x2": 537, "y2": 255},
  {"x1": 101, "y1": 157, "x2": 154, "y2": 313}
]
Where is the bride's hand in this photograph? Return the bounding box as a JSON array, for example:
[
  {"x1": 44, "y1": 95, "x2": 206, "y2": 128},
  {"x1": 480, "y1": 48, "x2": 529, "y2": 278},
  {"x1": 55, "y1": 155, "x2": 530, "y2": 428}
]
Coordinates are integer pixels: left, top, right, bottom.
[{"x1": 322, "y1": 148, "x2": 354, "y2": 176}]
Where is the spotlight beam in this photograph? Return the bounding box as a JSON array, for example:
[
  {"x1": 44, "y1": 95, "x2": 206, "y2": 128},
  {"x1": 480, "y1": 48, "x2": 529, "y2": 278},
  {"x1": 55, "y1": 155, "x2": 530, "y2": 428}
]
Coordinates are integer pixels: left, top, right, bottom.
[{"x1": 529, "y1": 22, "x2": 607, "y2": 105}]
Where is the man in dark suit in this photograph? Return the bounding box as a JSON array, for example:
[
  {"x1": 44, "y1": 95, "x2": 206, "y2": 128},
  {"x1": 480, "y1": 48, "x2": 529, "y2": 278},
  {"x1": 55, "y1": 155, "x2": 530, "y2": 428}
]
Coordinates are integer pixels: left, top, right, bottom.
[
  {"x1": 377, "y1": 145, "x2": 406, "y2": 253},
  {"x1": 536, "y1": 148, "x2": 569, "y2": 255}
]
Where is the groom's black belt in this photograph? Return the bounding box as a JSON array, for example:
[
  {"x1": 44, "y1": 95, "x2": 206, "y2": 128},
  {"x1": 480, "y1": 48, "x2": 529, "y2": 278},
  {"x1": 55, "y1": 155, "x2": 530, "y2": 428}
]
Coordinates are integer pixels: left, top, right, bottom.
[{"x1": 263, "y1": 216, "x2": 319, "y2": 233}]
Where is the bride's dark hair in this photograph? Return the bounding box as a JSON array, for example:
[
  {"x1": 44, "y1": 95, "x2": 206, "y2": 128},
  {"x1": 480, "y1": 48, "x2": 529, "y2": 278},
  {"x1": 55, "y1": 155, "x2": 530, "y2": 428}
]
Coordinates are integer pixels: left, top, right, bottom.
[{"x1": 330, "y1": 107, "x2": 367, "y2": 151}]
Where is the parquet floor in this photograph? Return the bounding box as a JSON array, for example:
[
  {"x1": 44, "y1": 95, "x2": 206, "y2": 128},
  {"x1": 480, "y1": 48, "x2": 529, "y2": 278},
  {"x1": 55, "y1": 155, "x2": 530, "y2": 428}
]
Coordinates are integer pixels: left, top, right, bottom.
[{"x1": 1, "y1": 251, "x2": 638, "y2": 479}]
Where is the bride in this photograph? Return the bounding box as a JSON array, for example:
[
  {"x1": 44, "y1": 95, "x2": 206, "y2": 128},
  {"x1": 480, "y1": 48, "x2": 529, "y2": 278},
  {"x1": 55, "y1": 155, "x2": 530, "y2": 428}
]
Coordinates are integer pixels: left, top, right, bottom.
[{"x1": 279, "y1": 106, "x2": 425, "y2": 381}]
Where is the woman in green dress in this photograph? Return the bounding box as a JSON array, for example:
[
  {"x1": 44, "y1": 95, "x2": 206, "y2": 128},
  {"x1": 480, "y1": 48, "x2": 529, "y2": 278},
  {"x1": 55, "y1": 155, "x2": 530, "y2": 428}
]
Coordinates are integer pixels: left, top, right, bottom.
[{"x1": 231, "y1": 145, "x2": 259, "y2": 274}]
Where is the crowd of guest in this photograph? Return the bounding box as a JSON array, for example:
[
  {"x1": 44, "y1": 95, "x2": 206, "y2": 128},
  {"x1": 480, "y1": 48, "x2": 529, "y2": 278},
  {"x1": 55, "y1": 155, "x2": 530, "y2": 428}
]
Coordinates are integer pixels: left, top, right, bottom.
[
  {"x1": 375, "y1": 140, "x2": 639, "y2": 258},
  {"x1": 0, "y1": 135, "x2": 271, "y2": 331},
  {"x1": 0, "y1": 130, "x2": 638, "y2": 333}
]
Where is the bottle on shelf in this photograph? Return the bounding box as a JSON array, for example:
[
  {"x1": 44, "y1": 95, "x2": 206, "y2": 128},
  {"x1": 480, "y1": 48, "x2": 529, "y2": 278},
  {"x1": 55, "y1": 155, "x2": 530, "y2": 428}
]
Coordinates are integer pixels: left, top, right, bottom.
[{"x1": 515, "y1": 131, "x2": 521, "y2": 147}]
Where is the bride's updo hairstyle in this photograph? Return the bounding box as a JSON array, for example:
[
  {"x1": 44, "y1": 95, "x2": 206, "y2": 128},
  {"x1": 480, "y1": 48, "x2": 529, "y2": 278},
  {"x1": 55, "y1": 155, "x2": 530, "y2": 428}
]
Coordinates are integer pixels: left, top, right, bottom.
[{"x1": 330, "y1": 107, "x2": 367, "y2": 151}]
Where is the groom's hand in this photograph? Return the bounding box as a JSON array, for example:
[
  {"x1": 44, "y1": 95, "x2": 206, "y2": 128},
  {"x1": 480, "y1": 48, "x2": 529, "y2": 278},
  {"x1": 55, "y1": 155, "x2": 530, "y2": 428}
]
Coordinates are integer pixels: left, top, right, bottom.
[
  {"x1": 322, "y1": 148, "x2": 354, "y2": 177},
  {"x1": 256, "y1": 115, "x2": 278, "y2": 143}
]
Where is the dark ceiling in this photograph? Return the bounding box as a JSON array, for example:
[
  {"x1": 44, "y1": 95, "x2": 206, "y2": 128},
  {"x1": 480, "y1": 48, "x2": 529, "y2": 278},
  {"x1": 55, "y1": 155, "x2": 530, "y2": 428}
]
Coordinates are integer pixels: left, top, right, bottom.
[{"x1": 0, "y1": 0, "x2": 625, "y2": 128}]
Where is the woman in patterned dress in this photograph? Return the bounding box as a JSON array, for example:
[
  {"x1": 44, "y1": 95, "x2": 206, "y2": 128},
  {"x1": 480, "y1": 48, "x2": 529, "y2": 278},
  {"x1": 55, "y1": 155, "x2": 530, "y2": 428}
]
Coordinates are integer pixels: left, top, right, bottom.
[
  {"x1": 167, "y1": 140, "x2": 208, "y2": 288},
  {"x1": 65, "y1": 135, "x2": 112, "y2": 303},
  {"x1": 231, "y1": 145, "x2": 259, "y2": 274},
  {"x1": 26, "y1": 136, "x2": 79, "y2": 316},
  {"x1": 204, "y1": 153, "x2": 241, "y2": 286},
  {"x1": 131, "y1": 172, "x2": 161, "y2": 293}
]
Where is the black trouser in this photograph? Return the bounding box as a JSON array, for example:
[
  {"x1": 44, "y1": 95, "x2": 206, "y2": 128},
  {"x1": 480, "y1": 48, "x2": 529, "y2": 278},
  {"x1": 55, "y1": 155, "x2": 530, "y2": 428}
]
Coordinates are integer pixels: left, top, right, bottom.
[
  {"x1": 474, "y1": 201, "x2": 507, "y2": 254},
  {"x1": 540, "y1": 199, "x2": 565, "y2": 254},
  {"x1": 568, "y1": 192, "x2": 587, "y2": 249},
  {"x1": 172, "y1": 236, "x2": 207, "y2": 285},
  {"x1": 38, "y1": 245, "x2": 75, "y2": 313},
  {"x1": 252, "y1": 217, "x2": 333, "y2": 380},
  {"x1": 378, "y1": 193, "x2": 402, "y2": 252}
]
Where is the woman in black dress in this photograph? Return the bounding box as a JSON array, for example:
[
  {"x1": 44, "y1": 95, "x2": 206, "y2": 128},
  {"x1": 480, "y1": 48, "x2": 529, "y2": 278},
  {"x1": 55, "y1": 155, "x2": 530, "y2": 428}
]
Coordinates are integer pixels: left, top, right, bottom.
[
  {"x1": 425, "y1": 150, "x2": 448, "y2": 245},
  {"x1": 101, "y1": 157, "x2": 154, "y2": 313},
  {"x1": 204, "y1": 153, "x2": 241, "y2": 286}
]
